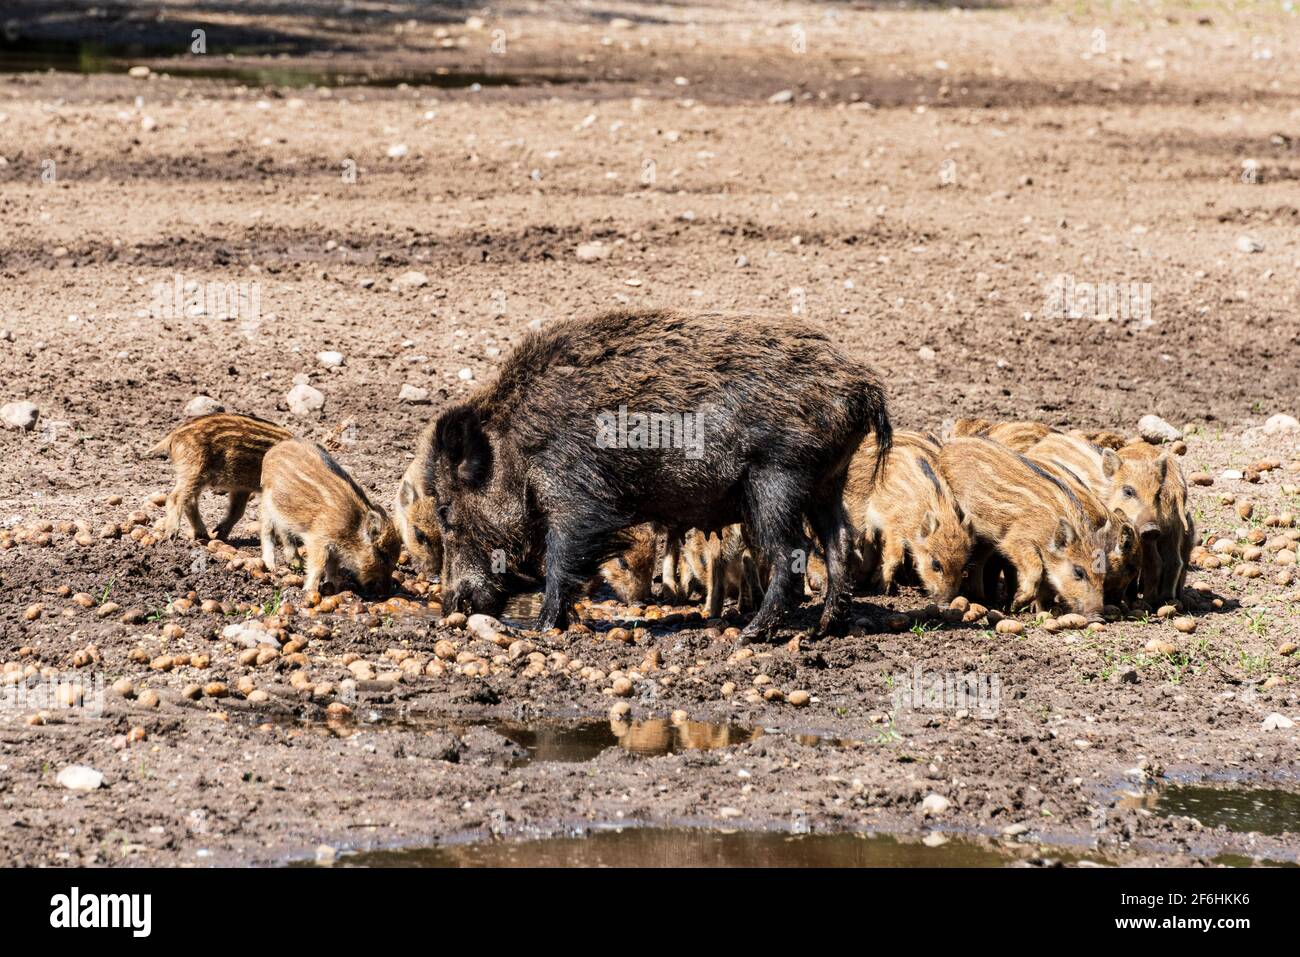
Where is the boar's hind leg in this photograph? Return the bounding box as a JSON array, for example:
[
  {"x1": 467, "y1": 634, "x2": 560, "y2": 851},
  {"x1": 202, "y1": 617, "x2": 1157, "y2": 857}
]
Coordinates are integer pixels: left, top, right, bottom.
[
  {"x1": 739, "y1": 471, "x2": 811, "y2": 639},
  {"x1": 807, "y1": 498, "x2": 854, "y2": 634}
]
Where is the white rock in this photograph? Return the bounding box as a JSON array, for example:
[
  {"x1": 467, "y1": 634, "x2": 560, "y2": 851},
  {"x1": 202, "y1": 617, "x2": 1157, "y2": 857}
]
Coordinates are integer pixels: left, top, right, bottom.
[
  {"x1": 127, "y1": 65, "x2": 151, "y2": 78},
  {"x1": 457, "y1": 368, "x2": 474, "y2": 381},
  {"x1": 398, "y1": 384, "x2": 429, "y2": 404},
  {"x1": 316, "y1": 351, "x2": 345, "y2": 368},
  {"x1": 920, "y1": 793, "x2": 950, "y2": 816},
  {"x1": 917, "y1": 346, "x2": 937, "y2": 361},
  {"x1": 575, "y1": 242, "x2": 610, "y2": 262},
  {"x1": 467, "y1": 613, "x2": 510, "y2": 641},
  {"x1": 1221, "y1": 469, "x2": 1244, "y2": 481},
  {"x1": 1137, "y1": 414, "x2": 1182, "y2": 443},
  {"x1": 1235, "y1": 235, "x2": 1264, "y2": 253},
  {"x1": 184, "y1": 395, "x2": 224, "y2": 417},
  {"x1": 394, "y1": 270, "x2": 429, "y2": 290},
  {"x1": 285, "y1": 383, "x2": 325, "y2": 417},
  {"x1": 291, "y1": 372, "x2": 311, "y2": 386},
  {"x1": 140, "y1": 115, "x2": 158, "y2": 132},
  {"x1": 386, "y1": 143, "x2": 409, "y2": 159},
  {"x1": 1, "y1": 400, "x2": 39, "y2": 431},
  {"x1": 767, "y1": 89, "x2": 795, "y2": 104},
  {"x1": 1263, "y1": 413, "x2": 1300, "y2": 435},
  {"x1": 56, "y1": 765, "x2": 104, "y2": 791},
  {"x1": 222, "y1": 621, "x2": 277, "y2": 649},
  {"x1": 921, "y1": 833, "x2": 949, "y2": 847},
  {"x1": 1001, "y1": 822, "x2": 1030, "y2": 837},
  {"x1": 1262, "y1": 713, "x2": 1294, "y2": 731}
]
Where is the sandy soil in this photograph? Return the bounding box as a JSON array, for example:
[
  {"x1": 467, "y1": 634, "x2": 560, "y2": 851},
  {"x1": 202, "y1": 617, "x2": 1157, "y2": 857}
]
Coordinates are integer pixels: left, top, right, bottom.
[{"x1": 1, "y1": 0, "x2": 1298, "y2": 866}]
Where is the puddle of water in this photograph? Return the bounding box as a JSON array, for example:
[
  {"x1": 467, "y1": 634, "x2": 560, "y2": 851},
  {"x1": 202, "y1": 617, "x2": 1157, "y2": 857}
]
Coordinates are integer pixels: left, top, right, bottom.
[
  {"x1": 0, "y1": 38, "x2": 580, "y2": 89},
  {"x1": 1212, "y1": 852, "x2": 1299, "y2": 869},
  {"x1": 279, "y1": 710, "x2": 857, "y2": 764},
  {"x1": 1154, "y1": 785, "x2": 1300, "y2": 836},
  {"x1": 337, "y1": 827, "x2": 1015, "y2": 868},
  {"x1": 497, "y1": 717, "x2": 762, "y2": 762}
]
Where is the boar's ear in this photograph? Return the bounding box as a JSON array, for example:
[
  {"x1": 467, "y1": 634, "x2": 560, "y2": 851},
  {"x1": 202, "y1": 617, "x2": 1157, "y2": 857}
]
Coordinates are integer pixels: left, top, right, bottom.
[
  {"x1": 1154, "y1": 454, "x2": 1168, "y2": 483},
  {"x1": 435, "y1": 405, "x2": 493, "y2": 487},
  {"x1": 919, "y1": 511, "x2": 939, "y2": 540},
  {"x1": 1112, "y1": 509, "x2": 1135, "y2": 549},
  {"x1": 363, "y1": 509, "x2": 384, "y2": 543},
  {"x1": 399, "y1": 479, "x2": 420, "y2": 510},
  {"x1": 1101, "y1": 449, "x2": 1120, "y2": 479},
  {"x1": 1049, "y1": 518, "x2": 1074, "y2": 554}
]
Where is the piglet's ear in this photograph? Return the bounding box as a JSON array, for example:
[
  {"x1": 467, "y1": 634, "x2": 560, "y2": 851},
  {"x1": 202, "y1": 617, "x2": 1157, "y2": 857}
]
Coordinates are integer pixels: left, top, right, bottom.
[
  {"x1": 399, "y1": 479, "x2": 420, "y2": 510},
  {"x1": 435, "y1": 405, "x2": 493, "y2": 488},
  {"x1": 364, "y1": 509, "x2": 384, "y2": 542}
]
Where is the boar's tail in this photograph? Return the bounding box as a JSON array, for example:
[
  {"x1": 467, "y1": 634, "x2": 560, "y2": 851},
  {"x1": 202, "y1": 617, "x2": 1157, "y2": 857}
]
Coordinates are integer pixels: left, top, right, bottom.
[
  {"x1": 864, "y1": 386, "x2": 892, "y2": 488},
  {"x1": 145, "y1": 436, "x2": 171, "y2": 459}
]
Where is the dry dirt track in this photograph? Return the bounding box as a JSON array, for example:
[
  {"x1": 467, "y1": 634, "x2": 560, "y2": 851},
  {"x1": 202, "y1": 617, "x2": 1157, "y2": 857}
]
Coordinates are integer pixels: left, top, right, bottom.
[{"x1": 0, "y1": 0, "x2": 1298, "y2": 867}]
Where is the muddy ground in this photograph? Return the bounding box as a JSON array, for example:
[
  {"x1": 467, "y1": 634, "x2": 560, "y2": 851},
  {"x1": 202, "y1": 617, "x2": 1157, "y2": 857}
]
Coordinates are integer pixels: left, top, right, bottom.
[{"x1": 1, "y1": 0, "x2": 1298, "y2": 867}]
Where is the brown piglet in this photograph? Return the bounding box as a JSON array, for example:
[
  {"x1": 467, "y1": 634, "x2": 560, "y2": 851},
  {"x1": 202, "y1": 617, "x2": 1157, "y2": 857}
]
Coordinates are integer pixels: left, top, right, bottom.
[
  {"x1": 939, "y1": 437, "x2": 1108, "y2": 616},
  {"x1": 844, "y1": 430, "x2": 973, "y2": 603},
  {"x1": 146, "y1": 413, "x2": 292, "y2": 541},
  {"x1": 952, "y1": 418, "x2": 1054, "y2": 452},
  {"x1": 259, "y1": 439, "x2": 400, "y2": 594},
  {"x1": 394, "y1": 423, "x2": 445, "y2": 579}
]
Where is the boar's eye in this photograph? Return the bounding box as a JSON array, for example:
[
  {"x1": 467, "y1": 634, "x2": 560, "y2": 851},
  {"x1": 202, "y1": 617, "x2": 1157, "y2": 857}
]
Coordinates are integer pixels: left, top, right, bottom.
[
  {"x1": 413, "y1": 529, "x2": 428, "y2": 546},
  {"x1": 1122, "y1": 486, "x2": 1137, "y2": 498},
  {"x1": 1073, "y1": 565, "x2": 1086, "y2": 581},
  {"x1": 436, "y1": 504, "x2": 453, "y2": 531},
  {"x1": 930, "y1": 558, "x2": 943, "y2": 573}
]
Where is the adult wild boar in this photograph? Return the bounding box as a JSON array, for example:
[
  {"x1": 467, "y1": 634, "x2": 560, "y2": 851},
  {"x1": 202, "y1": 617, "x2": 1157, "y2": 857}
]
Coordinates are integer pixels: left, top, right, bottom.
[{"x1": 428, "y1": 310, "x2": 891, "y2": 638}]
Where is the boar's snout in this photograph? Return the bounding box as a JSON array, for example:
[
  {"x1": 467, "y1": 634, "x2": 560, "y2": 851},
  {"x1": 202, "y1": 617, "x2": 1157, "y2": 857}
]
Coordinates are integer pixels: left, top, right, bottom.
[
  {"x1": 446, "y1": 577, "x2": 505, "y2": 618},
  {"x1": 1139, "y1": 522, "x2": 1161, "y2": 541}
]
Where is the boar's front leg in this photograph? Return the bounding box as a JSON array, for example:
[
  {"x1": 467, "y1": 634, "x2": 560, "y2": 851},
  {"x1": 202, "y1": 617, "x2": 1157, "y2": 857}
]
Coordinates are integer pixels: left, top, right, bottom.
[
  {"x1": 739, "y1": 469, "x2": 811, "y2": 639},
  {"x1": 538, "y1": 521, "x2": 618, "y2": 632}
]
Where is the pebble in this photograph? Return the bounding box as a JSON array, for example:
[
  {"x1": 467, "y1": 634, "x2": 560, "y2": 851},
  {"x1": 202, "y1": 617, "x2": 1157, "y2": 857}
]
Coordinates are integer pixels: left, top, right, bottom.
[
  {"x1": 1189, "y1": 472, "x2": 1213, "y2": 486},
  {"x1": 1137, "y1": 414, "x2": 1181, "y2": 443},
  {"x1": 767, "y1": 89, "x2": 795, "y2": 104},
  {"x1": 56, "y1": 765, "x2": 104, "y2": 791},
  {"x1": 575, "y1": 242, "x2": 610, "y2": 262},
  {"x1": 316, "y1": 351, "x2": 345, "y2": 368},
  {"x1": 920, "y1": 794, "x2": 951, "y2": 817},
  {"x1": 994, "y1": 618, "x2": 1024, "y2": 636},
  {"x1": 788, "y1": 690, "x2": 810, "y2": 707},
  {"x1": 1145, "y1": 638, "x2": 1177, "y2": 656},
  {"x1": 611, "y1": 677, "x2": 633, "y2": 697},
  {"x1": 184, "y1": 395, "x2": 224, "y2": 417},
  {"x1": 1262, "y1": 413, "x2": 1300, "y2": 435},
  {"x1": 1280, "y1": 642, "x2": 1298, "y2": 657},
  {"x1": 394, "y1": 270, "x2": 429, "y2": 289},
  {"x1": 398, "y1": 383, "x2": 429, "y2": 404},
  {"x1": 1171, "y1": 617, "x2": 1197, "y2": 634},
  {"x1": 1261, "y1": 713, "x2": 1294, "y2": 731},
  {"x1": 1235, "y1": 235, "x2": 1264, "y2": 253},
  {"x1": 137, "y1": 689, "x2": 160, "y2": 708},
  {"x1": 286, "y1": 383, "x2": 325, "y2": 417},
  {"x1": 1, "y1": 400, "x2": 39, "y2": 431},
  {"x1": 1055, "y1": 614, "x2": 1088, "y2": 630}
]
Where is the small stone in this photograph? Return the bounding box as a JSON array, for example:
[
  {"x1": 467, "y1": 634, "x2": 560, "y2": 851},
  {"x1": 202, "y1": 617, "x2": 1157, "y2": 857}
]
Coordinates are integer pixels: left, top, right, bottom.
[
  {"x1": 788, "y1": 690, "x2": 810, "y2": 707},
  {"x1": 1261, "y1": 713, "x2": 1294, "y2": 731},
  {"x1": 1137, "y1": 414, "x2": 1181, "y2": 444},
  {"x1": 137, "y1": 689, "x2": 160, "y2": 708},
  {"x1": 286, "y1": 383, "x2": 325, "y2": 417},
  {"x1": 386, "y1": 143, "x2": 409, "y2": 159},
  {"x1": 1, "y1": 400, "x2": 39, "y2": 431},
  {"x1": 184, "y1": 395, "x2": 223, "y2": 417},
  {"x1": 1263, "y1": 413, "x2": 1300, "y2": 435},
  {"x1": 1189, "y1": 472, "x2": 1213, "y2": 486},
  {"x1": 1171, "y1": 617, "x2": 1197, "y2": 634},
  {"x1": 398, "y1": 384, "x2": 429, "y2": 404},
  {"x1": 575, "y1": 242, "x2": 610, "y2": 262},
  {"x1": 316, "y1": 351, "x2": 345, "y2": 368},
  {"x1": 56, "y1": 765, "x2": 104, "y2": 791},
  {"x1": 1235, "y1": 235, "x2": 1264, "y2": 253},
  {"x1": 611, "y1": 677, "x2": 633, "y2": 697},
  {"x1": 920, "y1": 794, "x2": 951, "y2": 817},
  {"x1": 767, "y1": 89, "x2": 795, "y2": 104},
  {"x1": 394, "y1": 270, "x2": 428, "y2": 289},
  {"x1": 995, "y1": 618, "x2": 1024, "y2": 636},
  {"x1": 1145, "y1": 637, "x2": 1177, "y2": 656}
]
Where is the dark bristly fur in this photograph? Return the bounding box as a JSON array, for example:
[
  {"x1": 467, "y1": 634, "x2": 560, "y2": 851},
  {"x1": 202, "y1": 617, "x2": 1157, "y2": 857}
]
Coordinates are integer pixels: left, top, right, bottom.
[{"x1": 426, "y1": 309, "x2": 891, "y2": 637}]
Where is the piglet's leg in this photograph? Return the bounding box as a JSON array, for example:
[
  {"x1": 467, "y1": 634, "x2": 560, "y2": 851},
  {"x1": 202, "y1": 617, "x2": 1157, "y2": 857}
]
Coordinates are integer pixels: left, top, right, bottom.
[
  {"x1": 215, "y1": 491, "x2": 250, "y2": 542},
  {"x1": 259, "y1": 510, "x2": 278, "y2": 573}
]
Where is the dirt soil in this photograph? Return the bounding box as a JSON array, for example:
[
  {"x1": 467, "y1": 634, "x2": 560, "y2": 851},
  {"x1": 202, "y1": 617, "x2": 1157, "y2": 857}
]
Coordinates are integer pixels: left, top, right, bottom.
[{"x1": 1, "y1": 0, "x2": 1299, "y2": 867}]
